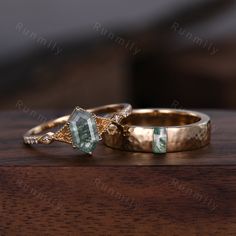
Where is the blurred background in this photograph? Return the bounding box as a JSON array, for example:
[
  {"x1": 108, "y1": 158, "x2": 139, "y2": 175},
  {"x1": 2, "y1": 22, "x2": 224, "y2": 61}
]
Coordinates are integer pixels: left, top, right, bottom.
[{"x1": 1, "y1": 0, "x2": 236, "y2": 110}]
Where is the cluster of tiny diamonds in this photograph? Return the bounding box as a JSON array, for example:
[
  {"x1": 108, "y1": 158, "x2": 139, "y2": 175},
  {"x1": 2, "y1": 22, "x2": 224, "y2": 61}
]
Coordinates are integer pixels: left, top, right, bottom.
[
  {"x1": 112, "y1": 105, "x2": 132, "y2": 123},
  {"x1": 112, "y1": 109, "x2": 130, "y2": 123},
  {"x1": 122, "y1": 105, "x2": 132, "y2": 117},
  {"x1": 39, "y1": 134, "x2": 53, "y2": 144},
  {"x1": 24, "y1": 136, "x2": 38, "y2": 144}
]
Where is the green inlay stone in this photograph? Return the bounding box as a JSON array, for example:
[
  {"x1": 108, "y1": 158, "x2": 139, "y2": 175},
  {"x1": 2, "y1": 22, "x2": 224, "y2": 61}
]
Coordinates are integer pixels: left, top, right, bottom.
[
  {"x1": 152, "y1": 127, "x2": 167, "y2": 154},
  {"x1": 68, "y1": 108, "x2": 100, "y2": 154}
]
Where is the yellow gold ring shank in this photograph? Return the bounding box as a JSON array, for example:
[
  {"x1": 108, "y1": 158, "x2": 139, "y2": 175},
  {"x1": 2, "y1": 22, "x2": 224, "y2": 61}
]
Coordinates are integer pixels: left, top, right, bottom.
[
  {"x1": 102, "y1": 109, "x2": 211, "y2": 154},
  {"x1": 23, "y1": 103, "x2": 132, "y2": 154}
]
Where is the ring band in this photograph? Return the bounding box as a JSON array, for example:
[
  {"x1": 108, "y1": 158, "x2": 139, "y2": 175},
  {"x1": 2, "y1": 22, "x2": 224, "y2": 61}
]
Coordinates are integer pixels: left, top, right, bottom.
[
  {"x1": 23, "y1": 103, "x2": 132, "y2": 154},
  {"x1": 102, "y1": 109, "x2": 211, "y2": 154}
]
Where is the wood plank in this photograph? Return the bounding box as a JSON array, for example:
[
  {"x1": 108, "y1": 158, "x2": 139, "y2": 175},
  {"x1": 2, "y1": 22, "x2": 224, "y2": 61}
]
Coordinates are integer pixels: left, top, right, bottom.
[{"x1": 0, "y1": 166, "x2": 235, "y2": 235}]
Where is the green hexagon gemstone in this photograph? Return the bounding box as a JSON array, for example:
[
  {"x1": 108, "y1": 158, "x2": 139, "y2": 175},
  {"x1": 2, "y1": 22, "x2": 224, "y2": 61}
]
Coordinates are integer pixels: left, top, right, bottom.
[
  {"x1": 68, "y1": 107, "x2": 100, "y2": 154},
  {"x1": 152, "y1": 127, "x2": 167, "y2": 154}
]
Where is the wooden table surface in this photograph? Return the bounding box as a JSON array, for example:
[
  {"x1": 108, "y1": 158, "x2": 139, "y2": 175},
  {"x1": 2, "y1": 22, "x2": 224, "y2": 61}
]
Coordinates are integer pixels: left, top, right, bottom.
[{"x1": 0, "y1": 110, "x2": 235, "y2": 235}]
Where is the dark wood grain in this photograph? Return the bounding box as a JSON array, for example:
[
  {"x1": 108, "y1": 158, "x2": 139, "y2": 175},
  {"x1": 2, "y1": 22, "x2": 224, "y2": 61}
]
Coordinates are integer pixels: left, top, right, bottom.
[
  {"x1": 0, "y1": 110, "x2": 235, "y2": 235},
  {"x1": 0, "y1": 167, "x2": 235, "y2": 235}
]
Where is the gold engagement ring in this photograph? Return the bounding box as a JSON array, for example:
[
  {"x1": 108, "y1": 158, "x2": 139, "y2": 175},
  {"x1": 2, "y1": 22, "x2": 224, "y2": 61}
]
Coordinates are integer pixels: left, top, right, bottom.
[{"x1": 23, "y1": 103, "x2": 132, "y2": 154}]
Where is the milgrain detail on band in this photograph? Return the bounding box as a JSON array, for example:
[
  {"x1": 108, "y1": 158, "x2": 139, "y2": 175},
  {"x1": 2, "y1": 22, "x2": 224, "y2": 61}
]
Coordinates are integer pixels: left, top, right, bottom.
[{"x1": 152, "y1": 127, "x2": 168, "y2": 154}]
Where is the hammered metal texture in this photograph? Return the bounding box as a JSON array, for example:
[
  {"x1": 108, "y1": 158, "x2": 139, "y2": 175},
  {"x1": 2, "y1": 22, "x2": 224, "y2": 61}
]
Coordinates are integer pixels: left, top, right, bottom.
[{"x1": 103, "y1": 109, "x2": 211, "y2": 153}]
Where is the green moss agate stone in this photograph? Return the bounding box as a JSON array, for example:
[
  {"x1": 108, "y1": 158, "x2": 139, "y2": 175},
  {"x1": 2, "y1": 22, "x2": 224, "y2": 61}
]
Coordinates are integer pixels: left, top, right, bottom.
[
  {"x1": 152, "y1": 127, "x2": 167, "y2": 154},
  {"x1": 68, "y1": 108, "x2": 100, "y2": 154}
]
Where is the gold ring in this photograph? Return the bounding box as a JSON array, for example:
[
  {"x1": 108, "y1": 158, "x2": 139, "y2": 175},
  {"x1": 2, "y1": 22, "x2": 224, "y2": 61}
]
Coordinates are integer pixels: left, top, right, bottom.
[
  {"x1": 103, "y1": 109, "x2": 211, "y2": 154},
  {"x1": 23, "y1": 103, "x2": 132, "y2": 154}
]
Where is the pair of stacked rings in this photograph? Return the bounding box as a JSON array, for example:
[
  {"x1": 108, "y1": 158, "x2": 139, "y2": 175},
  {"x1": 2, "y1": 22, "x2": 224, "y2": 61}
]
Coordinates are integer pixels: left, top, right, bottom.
[{"x1": 23, "y1": 103, "x2": 211, "y2": 155}]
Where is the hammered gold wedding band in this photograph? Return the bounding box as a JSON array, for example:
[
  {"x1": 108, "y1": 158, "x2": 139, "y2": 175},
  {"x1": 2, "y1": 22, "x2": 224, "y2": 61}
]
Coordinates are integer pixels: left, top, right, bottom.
[
  {"x1": 23, "y1": 103, "x2": 132, "y2": 154},
  {"x1": 103, "y1": 109, "x2": 211, "y2": 154}
]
